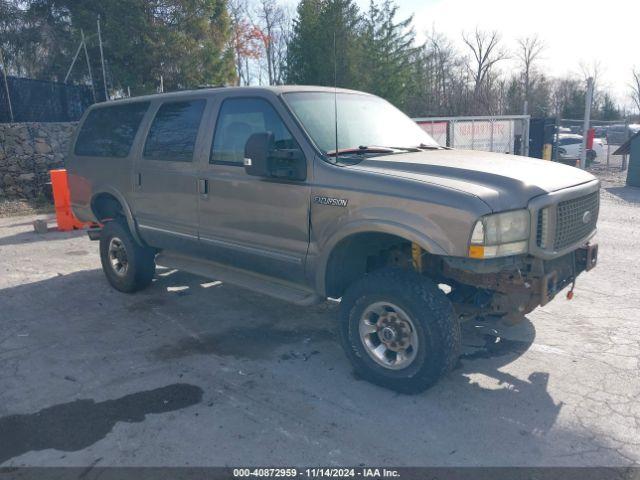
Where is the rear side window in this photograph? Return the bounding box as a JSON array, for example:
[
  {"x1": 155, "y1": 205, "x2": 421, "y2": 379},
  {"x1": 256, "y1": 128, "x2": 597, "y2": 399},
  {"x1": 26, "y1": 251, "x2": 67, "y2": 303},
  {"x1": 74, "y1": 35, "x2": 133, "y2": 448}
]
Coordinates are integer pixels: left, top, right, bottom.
[
  {"x1": 143, "y1": 100, "x2": 206, "y2": 162},
  {"x1": 74, "y1": 102, "x2": 149, "y2": 157}
]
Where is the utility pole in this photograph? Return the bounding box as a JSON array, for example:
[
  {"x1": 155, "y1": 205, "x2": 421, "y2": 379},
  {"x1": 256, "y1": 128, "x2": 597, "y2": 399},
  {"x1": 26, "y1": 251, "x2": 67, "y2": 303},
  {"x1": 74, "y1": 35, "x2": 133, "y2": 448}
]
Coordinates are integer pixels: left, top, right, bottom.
[
  {"x1": 64, "y1": 39, "x2": 84, "y2": 83},
  {"x1": 0, "y1": 47, "x2": 14, "y2": 122},
  {"x1": 579, "y1": 77, "x2": 594, "y2": 170},
  {"x1": 65, "y1": 31, "x2": 96, "y2": 103},
  {"x1": 622, "y1": 117, "x2": 629, "y2": 171},
  {"x1": 97, "y1": 16, "x2": 108, "y2": 101},
  {"x1": 81, "y1": 30, "x2": 97, "y2": 103}
]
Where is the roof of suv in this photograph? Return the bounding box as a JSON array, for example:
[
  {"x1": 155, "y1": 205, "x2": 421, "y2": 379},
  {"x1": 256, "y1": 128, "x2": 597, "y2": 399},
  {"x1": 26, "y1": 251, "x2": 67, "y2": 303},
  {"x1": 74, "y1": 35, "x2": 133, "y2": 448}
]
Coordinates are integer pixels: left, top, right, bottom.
[{"x1": 94, "y1": 85, "x2": 370, "y2": 106}]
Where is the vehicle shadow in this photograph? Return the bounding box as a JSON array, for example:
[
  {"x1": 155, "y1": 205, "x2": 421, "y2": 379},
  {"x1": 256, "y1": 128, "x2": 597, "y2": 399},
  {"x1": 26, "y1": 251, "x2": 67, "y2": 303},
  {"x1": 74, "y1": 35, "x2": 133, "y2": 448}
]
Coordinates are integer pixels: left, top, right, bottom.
[
  {"x1": 0, "y1": 227, "x2": 84, "y2": 247},
  {"x1": 454, "y1": 318, "x2": 563, "y2": 435},
  {"x1": 0, "y1": 268, "x2": 628, "y2": 466}
]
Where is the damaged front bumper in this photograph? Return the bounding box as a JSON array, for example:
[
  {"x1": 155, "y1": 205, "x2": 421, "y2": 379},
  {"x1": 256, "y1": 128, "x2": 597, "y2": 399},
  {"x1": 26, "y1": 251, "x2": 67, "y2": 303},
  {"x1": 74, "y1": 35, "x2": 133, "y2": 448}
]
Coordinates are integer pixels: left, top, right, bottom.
[
  {"x1": 540, "y1": 243, "x2": 598, "y2": 305},
  {"x1": 443, "y1": 243, "x2": 598, "y2": 321}
]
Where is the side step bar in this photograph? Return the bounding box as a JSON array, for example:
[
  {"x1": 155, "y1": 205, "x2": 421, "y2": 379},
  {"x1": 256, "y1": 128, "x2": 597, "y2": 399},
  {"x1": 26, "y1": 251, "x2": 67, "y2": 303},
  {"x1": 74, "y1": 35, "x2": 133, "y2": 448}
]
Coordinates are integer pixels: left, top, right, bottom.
[{"x1": 156, "y1": 252, "x2": 323, "y2": 306}]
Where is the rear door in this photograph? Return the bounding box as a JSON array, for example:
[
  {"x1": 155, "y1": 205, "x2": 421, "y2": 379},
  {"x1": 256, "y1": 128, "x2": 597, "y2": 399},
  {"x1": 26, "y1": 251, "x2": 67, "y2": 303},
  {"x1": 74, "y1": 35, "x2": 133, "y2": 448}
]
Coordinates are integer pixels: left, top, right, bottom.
[
  {"x1": 132, "y1": 97, "x2": 207, "y2": 251},
  {"x1": 68, "y1": 101, "x2": 149, "y2": 217},
  {"x1": 196, "y1": 93, "x2": 311, "y2": 283}
]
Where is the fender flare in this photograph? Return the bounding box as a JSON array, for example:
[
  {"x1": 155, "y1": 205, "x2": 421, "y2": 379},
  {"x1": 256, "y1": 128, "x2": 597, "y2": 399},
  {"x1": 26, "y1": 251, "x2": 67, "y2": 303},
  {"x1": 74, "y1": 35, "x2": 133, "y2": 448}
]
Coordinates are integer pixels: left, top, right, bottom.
[
  {"x1": 314, "y1": 220, "x2": 449, "y2": 297},
  {"x1": 91, "y1": 187, "x2": 144, "y2": 246}
]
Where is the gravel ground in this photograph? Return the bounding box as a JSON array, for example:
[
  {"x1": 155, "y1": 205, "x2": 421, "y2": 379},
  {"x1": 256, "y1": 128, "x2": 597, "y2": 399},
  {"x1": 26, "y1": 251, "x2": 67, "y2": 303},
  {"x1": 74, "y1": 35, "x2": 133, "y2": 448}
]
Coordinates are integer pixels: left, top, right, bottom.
[
  {"x1": 0, "y1": 199, "x2": 53, "y2": 218},
  {"x1": 0, "y1": 169, "x2": 639, "y2": 467}
]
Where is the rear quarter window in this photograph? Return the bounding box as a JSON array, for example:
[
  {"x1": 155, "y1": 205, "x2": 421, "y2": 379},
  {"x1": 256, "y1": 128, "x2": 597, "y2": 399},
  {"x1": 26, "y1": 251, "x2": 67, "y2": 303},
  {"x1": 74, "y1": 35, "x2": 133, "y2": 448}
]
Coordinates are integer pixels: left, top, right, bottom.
[
  {"x1": 74, "y1": 102, "x2": 150, "y2": 157},
  {"x1": 143, "y1": 99, "x2": 206, "y2": 162}
]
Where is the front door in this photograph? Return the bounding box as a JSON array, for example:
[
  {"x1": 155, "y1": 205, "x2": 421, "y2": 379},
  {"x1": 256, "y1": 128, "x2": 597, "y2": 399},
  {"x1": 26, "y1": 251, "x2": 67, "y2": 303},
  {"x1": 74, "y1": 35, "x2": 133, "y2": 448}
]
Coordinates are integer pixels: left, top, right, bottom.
[
  {"x1": 197, "y1": 95, "x2": 311, "y2": 283},
  {"x1": 132, "y1": 98, "x2": 206, "y2": 251}
]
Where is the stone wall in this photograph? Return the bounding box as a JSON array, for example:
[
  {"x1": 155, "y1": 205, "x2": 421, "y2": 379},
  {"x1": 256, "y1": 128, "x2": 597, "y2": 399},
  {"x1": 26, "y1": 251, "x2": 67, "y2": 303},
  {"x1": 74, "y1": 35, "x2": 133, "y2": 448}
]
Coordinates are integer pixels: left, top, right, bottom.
[{"x1": 0, "y1": 122, "x2": 77, "y2": 199}]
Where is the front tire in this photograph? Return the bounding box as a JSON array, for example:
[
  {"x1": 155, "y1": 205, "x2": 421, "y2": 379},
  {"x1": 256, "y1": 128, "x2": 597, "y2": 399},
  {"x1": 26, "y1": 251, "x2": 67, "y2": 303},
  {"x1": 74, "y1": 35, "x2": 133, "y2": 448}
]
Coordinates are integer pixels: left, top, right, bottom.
[
  {"x1": 99, "y1": 219, "x2": 156, "y2": 293},
  {"x1": 340, "y1": 268, "x2": 460, "y2": 394}
]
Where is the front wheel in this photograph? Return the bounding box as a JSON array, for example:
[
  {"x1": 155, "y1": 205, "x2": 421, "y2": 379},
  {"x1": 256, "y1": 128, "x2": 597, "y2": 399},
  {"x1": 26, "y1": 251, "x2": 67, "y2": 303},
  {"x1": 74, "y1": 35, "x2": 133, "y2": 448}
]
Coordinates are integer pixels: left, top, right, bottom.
[
  {"x1": 339, "y1": 268, "x2": 460, "y2": 394},
  {"x1": 99, "y1": 219, "x2": 156, "y2": 293}
]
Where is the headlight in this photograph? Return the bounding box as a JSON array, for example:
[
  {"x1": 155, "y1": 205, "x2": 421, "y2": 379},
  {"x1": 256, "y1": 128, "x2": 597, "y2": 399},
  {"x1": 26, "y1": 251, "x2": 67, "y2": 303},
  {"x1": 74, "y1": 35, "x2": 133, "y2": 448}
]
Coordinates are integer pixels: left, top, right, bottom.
[{"x1": 468, "y1": 210, "x2": 530, "y2": 258}]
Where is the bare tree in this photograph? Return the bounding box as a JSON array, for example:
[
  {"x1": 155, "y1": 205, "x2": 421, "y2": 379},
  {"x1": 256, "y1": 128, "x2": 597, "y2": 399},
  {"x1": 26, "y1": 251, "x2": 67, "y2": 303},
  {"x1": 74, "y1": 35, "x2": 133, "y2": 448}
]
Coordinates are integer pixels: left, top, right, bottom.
[
  {"x1": 255, "y1": 0, "x2": 288, "y2": 85},
  {"x1": 462, "y1": 29, "x2": 507, "y2": 95},
  {"x1": 229, "y1": 0, "x2": 263, "y2": 86},
  {"x1": 580, "y1": 60, "x2": 601, "y2": 88},
  {"x1": 462, "y1": 29, "x2": 507, "y2": 113},
  {"x1": 631, "y1": 68, "x2": 640, "y2": 114},
  {"x1": 516, "y1": 35, "x2": 544, "y2": 106},
  {"x1": 579, "y1": 60, "x2": 603, "y2": 110},
  {"x1": 426, "y1": 30, "x2": 457, "y2": 113},
  {"x1": 270, "y1": 5, "x2": 292, "y2": 85}
]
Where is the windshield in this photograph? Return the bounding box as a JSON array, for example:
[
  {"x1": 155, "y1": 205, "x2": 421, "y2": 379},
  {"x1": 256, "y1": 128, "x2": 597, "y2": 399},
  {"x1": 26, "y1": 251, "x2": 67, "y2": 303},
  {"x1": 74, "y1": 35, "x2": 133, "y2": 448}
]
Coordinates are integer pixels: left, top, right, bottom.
[{"x1": 282, "y1": 92, "x2": 439, "y2": 156}]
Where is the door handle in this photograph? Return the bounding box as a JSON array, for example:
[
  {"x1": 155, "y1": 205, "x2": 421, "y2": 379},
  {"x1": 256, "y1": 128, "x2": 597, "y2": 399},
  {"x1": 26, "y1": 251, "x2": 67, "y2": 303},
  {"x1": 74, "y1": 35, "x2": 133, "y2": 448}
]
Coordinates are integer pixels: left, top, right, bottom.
[
  {"x1": 135, "y1": 172, "x2": 142, "y2": 187},
  {"x1": 198, "y1": 178, "x2": 208, "y2": 195}
]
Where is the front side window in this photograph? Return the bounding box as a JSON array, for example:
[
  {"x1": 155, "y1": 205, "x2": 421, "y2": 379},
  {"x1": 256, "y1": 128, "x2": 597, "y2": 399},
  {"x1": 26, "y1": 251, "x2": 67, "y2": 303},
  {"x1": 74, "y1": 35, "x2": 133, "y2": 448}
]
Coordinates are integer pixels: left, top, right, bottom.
[
  {"x1": 211, "y1": 97, "x2": 300, "y2": 165},
  {"x1": 282, "y1": 92, "x2": 439, "y2": 155},
  {"x1": 144, "y1": 99, "x2": 206, "y2": 162},
  {"x1": 74, "y1": 102, "x2": 149, "y2": 157}
]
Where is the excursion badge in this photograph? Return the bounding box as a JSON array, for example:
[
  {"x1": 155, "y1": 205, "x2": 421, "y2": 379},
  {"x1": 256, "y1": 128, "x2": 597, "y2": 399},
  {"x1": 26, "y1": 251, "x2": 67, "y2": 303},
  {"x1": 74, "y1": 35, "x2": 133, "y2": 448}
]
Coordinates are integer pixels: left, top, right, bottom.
[{"x1": 313, "y1": 195, "x2": 348, "y2": 207}]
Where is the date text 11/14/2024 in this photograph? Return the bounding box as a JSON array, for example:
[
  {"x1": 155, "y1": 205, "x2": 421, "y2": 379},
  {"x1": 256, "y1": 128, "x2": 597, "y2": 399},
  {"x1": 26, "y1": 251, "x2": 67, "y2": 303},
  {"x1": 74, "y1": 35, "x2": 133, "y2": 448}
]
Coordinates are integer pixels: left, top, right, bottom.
[{"x1": 233, "y1": 468, "x2": 401, "y2": 478}]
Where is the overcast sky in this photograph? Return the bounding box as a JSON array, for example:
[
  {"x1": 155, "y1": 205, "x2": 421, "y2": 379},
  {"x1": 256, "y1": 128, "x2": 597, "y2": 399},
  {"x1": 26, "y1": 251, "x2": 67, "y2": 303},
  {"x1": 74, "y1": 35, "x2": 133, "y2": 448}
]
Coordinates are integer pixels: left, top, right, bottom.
[{"x1": 286, "y1": 0, "x2": 639, "y2": 110}]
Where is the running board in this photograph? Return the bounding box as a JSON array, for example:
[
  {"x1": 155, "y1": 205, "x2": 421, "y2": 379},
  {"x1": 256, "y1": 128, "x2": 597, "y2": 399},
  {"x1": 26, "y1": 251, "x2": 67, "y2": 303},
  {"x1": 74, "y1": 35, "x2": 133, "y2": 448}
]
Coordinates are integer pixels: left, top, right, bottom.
[{"x1": 155, "y1": 252, "x2": 322, "y2": 306}]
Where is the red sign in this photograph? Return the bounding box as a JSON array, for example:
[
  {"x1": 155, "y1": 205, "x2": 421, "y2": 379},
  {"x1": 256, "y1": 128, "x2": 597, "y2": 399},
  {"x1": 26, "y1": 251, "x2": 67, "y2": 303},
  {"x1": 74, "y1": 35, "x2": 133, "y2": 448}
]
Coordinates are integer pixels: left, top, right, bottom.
[{"x1": 417, "y1": 121, "x2": 447, "y2": 146}]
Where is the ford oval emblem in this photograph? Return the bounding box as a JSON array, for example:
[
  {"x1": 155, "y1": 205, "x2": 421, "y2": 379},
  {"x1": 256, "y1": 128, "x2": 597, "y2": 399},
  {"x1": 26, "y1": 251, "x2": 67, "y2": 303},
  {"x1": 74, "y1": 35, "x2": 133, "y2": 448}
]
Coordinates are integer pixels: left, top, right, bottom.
[{"x1": 582, "y1": 211, "x2": 592, "y2": 224}]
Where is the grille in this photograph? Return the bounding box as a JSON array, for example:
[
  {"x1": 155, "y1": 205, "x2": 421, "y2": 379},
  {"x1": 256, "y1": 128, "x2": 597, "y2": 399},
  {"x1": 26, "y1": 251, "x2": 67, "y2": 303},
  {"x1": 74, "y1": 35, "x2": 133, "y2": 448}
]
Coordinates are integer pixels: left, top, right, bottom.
[
  {"x1": 553, "y1": 191, "x2": 599, "y2": 250},
  {"x1": 536, "y1": 208, "x2": 548, "y2": 248}
]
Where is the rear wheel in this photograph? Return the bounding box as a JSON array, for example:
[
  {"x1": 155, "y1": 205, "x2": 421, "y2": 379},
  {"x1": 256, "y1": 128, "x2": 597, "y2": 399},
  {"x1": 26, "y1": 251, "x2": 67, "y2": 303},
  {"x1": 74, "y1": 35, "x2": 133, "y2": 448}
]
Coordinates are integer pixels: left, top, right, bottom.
[
  {"x1": 99, "y1": 219, "x2": 156, "y2": 293},
  {"x1": 339, "y1": 268, "x2": 460, "y2": 394}
]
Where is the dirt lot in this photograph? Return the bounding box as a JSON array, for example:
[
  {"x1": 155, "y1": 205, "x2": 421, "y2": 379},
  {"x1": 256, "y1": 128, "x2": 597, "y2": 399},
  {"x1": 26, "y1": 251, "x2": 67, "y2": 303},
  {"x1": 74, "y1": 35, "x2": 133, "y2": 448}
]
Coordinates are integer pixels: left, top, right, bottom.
[{"x1": 1, "y1": 169, "x2": 639, "y2": 467}]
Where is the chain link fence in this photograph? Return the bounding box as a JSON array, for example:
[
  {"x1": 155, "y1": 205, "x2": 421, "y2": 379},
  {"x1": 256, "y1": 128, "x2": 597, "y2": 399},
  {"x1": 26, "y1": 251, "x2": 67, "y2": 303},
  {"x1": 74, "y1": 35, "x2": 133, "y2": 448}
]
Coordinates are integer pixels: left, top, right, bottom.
[
  {"x1": 0, "y1": 75, "x2": 94, "y2": 123},
  {"x1": 558, "y1": 118, "x2": 639, "y2": 170},
  {"x1": 413, "y1": 115, "x2": 530, "y2": 156}
]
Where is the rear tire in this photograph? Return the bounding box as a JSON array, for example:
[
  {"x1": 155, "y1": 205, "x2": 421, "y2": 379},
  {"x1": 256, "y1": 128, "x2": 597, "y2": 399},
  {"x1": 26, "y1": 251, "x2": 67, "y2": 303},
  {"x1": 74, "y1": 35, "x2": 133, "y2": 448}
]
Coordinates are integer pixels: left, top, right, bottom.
[
  {"x1": 99, "y1": 219, "x2": 156, "y2": 293},
  {"x1": 339, "y1": 268, "x2": 460, "y2": 394}
]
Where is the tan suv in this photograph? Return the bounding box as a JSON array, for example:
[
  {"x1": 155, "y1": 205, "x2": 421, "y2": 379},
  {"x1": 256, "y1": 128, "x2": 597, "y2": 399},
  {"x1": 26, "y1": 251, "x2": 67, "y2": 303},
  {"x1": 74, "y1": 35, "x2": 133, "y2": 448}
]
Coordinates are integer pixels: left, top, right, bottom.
[{"x1": 67, "y1": 86, "x2": 599, "y2": 393}]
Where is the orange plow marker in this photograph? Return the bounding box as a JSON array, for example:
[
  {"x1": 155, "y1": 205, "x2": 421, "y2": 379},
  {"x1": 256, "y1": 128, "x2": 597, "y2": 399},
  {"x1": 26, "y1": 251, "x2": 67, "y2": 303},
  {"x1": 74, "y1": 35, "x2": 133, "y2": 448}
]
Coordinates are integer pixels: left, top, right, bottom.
[{"x1": 50, "y1": 169, "x2": 93, "y2": 231}]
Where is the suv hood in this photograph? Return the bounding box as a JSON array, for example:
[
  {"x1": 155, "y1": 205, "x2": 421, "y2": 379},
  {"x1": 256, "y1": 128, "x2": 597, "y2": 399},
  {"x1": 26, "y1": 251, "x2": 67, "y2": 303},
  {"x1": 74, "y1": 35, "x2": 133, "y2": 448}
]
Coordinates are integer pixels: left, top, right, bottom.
[{"x1": 350, "y1": 149, "x2": 597, "y2": 211}]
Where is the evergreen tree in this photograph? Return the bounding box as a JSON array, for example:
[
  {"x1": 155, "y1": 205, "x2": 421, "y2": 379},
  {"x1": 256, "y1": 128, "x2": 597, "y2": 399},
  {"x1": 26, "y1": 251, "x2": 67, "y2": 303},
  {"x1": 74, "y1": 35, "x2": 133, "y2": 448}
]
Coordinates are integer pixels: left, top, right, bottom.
[
  {"x1": 286, "y1": 0, "x2": 363, "y2": 88},
  {"x1": 286, "y1": 0, "x2": 323, "y2": 85},
  {"x1": 2, "y1": 0, "x2": 236, "y2": 96},
  {"x1": 360, "y1": 0, "x2": 417, "y2": 110},
  {"x1": 598, "y1": 93, "x2": 620, "y2": 121}
]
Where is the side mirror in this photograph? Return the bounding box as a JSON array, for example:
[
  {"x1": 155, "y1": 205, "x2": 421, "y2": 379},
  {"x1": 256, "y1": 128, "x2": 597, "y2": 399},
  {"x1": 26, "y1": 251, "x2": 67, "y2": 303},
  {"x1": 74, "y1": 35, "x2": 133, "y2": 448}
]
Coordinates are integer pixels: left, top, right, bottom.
[
  {"x1": 244, "y1": 132, "x2": 306, "y2": 181},
  {"x1": 244, "y1": 132, "x2": 273, "y2": 178}
]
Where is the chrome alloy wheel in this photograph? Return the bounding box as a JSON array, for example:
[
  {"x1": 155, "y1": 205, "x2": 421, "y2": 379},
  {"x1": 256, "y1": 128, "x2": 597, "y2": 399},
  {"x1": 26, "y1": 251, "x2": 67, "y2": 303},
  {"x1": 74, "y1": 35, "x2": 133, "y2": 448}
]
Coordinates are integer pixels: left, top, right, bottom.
[
  {"x1": 358, "y1": 301, "x2": 419, "y2": 370},
  {"x1": 108, "y1": 237, "x2": 129, "y2": 277}
]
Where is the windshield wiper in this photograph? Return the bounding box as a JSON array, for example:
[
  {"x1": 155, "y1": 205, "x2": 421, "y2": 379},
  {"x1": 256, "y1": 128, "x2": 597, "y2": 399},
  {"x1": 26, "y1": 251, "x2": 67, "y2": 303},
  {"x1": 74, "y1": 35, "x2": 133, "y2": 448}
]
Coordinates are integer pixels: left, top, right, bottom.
[
  {"x1": 415, "y1": 143, "x2": 442, "y2": 150},
  {"x1": 325, "y1": 144, "x2": 442, "y2": 162},
  {"x1": 326, "y1": 146, "x2": 396, "y2": 157},
  {"x1": 380, "y1": 145, "x2": 423, "y2": 152}
]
